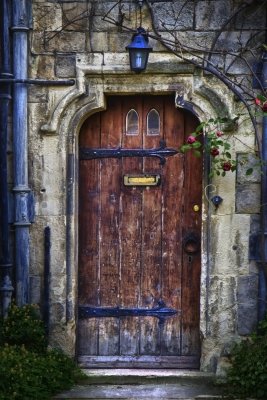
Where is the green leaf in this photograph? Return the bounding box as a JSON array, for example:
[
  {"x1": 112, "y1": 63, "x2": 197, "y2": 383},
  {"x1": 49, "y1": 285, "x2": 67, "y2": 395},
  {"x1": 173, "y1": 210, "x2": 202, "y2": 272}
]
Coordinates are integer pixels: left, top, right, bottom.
[
  {"x1": 192, "y1": 141, "x2": 202, "y2": 148},
  {"x1": 222, "y1": 171, "x2": 226, "y2": 177},
  {"x1": 225, "y1": 152, "x2": 232, "y2": 159},
  {"x1": 224, "y1": 143, "x2": 231, "y2": 150},
  {"x1": 180, "y1": 144, "x2": 191, "y2": 153},
  {"x1": 193, "y1": 150, "x2": 201, "y2": 157},
  {"x1": 209, "y1": 171, "x2": 214, "y2": 178},
  {"x1": 195, "y1": 122, "x2": 205, "y2": 133},
  {"x1": 246, "y1": 168, "x2": 253, "y2": 176},
  {"x1": 257, "y1": 94, "x2": 266, "y2": 102}
]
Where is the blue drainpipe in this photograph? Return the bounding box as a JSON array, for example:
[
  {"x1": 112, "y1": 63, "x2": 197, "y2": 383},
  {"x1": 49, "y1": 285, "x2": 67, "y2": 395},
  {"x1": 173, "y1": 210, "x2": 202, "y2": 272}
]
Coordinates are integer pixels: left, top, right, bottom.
[
  {"x1": 11, "y1": 0, "x2": 33, "y2": 306},
  {"x1": 0, "y1": 0, "x2": 14, "y2": 316},
  {"x1": 259, "y1": 51, "x2": 267, "y2": 320}
]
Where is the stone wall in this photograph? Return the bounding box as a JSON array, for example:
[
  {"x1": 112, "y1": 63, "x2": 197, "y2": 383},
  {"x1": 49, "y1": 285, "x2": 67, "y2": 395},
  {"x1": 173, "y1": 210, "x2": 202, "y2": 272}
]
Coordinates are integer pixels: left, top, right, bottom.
[{"x1": 27, "y1": 0, "x2": 265, "y2": 373}]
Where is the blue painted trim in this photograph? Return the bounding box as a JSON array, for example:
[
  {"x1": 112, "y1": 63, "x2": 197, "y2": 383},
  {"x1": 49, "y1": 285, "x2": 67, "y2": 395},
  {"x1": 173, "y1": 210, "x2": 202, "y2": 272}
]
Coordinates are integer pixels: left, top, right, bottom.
[
  {"x1": 12, "y1": 0, "x2": 32, "y2": 306},
  {"x1": 0, "y1": 0, "x2": 14, "y2": 317}
]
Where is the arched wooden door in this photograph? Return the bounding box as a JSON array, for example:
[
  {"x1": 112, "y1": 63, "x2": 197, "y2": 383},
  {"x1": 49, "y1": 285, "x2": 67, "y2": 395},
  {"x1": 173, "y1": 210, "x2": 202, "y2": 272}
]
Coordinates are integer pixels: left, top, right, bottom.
[{"x1": 78, "y1": 95, "x2": 202, "y2": 368}]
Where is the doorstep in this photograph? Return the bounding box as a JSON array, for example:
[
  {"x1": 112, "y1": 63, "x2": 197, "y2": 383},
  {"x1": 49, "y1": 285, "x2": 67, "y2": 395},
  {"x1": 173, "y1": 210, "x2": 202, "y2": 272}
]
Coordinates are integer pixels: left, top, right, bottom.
[
  {"x1": 81, "y1": 369, "x2": 218, "y2": 385},
  {"x1": 54, "y1": 369, "x2": 227, "y2": 399}
]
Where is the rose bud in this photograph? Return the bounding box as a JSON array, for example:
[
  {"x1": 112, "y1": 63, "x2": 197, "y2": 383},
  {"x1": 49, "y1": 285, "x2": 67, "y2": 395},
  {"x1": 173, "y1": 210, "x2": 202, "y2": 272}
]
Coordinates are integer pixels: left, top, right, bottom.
[
  {"x1": 210, "y1": 147, "x2": 219, "y2": 157},
  {"x1": 255, "y1": 98, "x2": 261, "y2": 106},
  {"x1": 187, "y1": 135, "x2": 196, "y2": 144},
  {"x1": 222, "y1": 161, "x2": 232, "y2": 171},
  {"x1": 262, "y1": 102, "x2": 267, "y2": 112},
  {"x1": 216, "y1": 131, "x2": 223, "y2": 137}
]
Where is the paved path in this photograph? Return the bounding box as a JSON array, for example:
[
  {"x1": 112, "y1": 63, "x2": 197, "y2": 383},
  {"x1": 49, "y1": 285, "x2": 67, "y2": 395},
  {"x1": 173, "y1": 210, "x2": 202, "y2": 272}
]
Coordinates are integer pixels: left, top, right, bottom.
[{"x1": 55, "y1": 369, "x2": 227, "y2": 399}]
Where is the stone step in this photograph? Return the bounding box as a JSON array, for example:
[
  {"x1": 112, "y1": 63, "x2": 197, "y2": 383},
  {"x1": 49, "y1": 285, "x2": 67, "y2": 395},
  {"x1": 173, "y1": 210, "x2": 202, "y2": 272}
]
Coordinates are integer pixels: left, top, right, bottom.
[
  {"x1": 80, "y1": 369, "x2": 218, "y2": 385},
  {"x1": 54, "y1": 369, "x2": 226, "y2": 399}
]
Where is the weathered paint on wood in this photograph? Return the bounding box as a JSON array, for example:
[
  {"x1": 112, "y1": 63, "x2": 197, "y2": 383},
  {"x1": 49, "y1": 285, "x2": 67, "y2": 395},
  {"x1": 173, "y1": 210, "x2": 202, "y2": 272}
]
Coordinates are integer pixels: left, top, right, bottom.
[{"x1": 78, "y1": 95, "x2": 202, "y2": 368}]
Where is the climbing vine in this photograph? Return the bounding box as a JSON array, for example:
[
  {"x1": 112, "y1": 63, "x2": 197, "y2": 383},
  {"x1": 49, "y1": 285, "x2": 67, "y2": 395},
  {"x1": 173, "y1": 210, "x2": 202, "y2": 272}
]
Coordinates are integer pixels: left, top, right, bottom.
[{"x1": 181, "y1": 117, "x2": 239, "y2": 177}]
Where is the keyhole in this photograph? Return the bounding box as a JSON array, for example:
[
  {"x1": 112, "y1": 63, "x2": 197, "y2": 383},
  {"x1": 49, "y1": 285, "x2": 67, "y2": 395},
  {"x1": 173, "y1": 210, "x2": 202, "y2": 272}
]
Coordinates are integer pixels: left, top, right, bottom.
[{"x1": 188, "y1": 255, "x2": 193, "y2": 263}]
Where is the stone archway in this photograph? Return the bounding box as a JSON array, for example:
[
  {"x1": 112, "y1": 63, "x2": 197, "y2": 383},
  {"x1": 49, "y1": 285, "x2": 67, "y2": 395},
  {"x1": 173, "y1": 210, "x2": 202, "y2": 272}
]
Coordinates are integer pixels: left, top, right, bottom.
[{"x1": 37, "y1": 59, "x2": 237, "y2": 367}]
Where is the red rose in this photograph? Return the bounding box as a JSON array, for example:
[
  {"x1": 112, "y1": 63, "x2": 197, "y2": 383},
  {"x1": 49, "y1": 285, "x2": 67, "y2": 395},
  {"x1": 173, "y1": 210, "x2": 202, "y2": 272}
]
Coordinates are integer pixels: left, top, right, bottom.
[
  {"x1": 262, "y1": 102, "x2": 267, "y2": 112},
  {"x1": 187, "y1": 135, "x2": 196, "y2": 144},
  {"x1": 222, "y1": 161, "x2": 231, "y2": 171},
  {"x1": 216, "y1": 131, "x2": 223, "y2": 137},
  {"x1": 210, "y1": 147, "x2": 219, "y2": 157},
  {"x1": 255, "y1": 98, "x2": 261, "y2": 106}
]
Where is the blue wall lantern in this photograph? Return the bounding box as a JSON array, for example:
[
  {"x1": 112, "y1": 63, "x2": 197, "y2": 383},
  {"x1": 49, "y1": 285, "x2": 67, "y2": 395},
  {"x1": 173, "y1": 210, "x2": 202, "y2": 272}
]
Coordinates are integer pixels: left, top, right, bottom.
[{"x1": 126, "y1": 27, "x2": 153, "y2": 73}]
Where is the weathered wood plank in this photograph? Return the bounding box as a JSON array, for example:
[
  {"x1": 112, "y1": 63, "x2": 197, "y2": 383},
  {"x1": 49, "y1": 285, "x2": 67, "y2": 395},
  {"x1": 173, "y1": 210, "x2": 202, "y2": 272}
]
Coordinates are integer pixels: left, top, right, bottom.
[
  {"x1": 77, "y1": 319, "x2": 98, "y2": 356},
  {"x1": 78, "y1": 113, "x2": 101, "y2": 355},
  {"x1": 98, "y1": 98, "x2": 122, "y2": 356},
  {"x1": 161, "y1": 97, "x2": 184, "y2": 355},
  {"x1": 181, "y1": 111, "x2": 202, "y2": 356},
  {"x1": 79, "y1": 113, "x2": 101, "y2": 305},
  {"x1": 140, "y1": 97, "x2": 163, "y2": 356},
  {"x1": 120, "y1": 96, "x2": 143, "y2": 356}
]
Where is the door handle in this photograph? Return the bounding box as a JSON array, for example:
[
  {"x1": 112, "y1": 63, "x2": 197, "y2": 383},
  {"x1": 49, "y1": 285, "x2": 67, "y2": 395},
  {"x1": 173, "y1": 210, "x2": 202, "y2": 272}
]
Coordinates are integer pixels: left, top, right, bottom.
[{"x1": 183, "y1": 233, "x2": 200, "y2": 255}]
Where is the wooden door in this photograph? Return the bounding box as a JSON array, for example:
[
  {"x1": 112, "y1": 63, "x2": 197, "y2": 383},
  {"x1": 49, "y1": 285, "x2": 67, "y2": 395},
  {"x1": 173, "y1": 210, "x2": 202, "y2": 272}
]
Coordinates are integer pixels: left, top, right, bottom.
[{"x1": 78, "y1": 95, "x2": 202, "y2": 368}]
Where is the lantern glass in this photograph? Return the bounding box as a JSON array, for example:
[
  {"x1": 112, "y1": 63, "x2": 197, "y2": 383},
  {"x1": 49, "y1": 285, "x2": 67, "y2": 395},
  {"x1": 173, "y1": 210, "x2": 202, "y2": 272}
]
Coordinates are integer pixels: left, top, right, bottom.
[
  {"x1": 126, "y1": 28, "x2": 152, "y2": 73},
  {"x1": 129, "y1": 49, "x2": 149, "y2": 72}
]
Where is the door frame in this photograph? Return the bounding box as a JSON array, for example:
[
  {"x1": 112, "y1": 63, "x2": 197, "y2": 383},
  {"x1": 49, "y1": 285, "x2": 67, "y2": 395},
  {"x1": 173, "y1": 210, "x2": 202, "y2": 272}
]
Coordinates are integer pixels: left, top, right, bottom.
[{"x1": 41, "y1": 62, "x2": 231, "y2": 367}]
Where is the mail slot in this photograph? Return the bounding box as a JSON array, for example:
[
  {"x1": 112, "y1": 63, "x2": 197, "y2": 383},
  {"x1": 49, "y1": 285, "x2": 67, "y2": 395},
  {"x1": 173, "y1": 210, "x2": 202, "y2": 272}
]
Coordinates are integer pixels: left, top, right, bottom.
[{"x1": 123, "y1": 174, "x2": 161, "y2": 186}]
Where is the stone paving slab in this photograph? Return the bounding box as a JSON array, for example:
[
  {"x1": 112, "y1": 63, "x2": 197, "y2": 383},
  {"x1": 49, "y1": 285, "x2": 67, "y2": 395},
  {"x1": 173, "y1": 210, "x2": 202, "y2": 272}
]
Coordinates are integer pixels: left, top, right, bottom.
[{"x1": 54, "y1": 383, "x2": 225, "y2": 399}]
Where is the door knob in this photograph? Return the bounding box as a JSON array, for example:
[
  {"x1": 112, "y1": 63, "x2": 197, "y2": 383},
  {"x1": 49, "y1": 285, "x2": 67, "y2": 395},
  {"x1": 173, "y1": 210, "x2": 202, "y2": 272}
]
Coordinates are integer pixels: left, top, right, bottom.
[{"x1": 183, "y1": 233, "x2": 200, "y2": 255}]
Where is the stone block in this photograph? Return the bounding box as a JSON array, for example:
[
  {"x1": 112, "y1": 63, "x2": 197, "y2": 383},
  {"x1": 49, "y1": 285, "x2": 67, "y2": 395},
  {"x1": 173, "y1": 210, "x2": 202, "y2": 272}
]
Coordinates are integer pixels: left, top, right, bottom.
[
  {"x1": 56, "y1": 54, "x2": 76, "y2": 77},
  {"x1": 235, "y1": 4, "x2": 266, "y2": 29},
  {"x1": 151, "y1": 1, "x2": 194, "y2": 30},
  {"x1": 237, "y1": 274, "x2": 258, "y2": 335},
  {"x1": 175, "y1": 31, "x2": 217, "y2": 50},
  {"x1": 225, "y1": 55, "x2": 253, "y2": 75},
  {"x1": 31, "y1": 31, "x2": 46, "y2": 53},
  {"x1": 50, "y1": 302, "x2": 65, "y2": 323},
  {"x1": 29, "y1": 275, "x2": 41, "y2": 304},
  {"x1": 108, "y1": 32, "x2": 131, "y2": 52},
  {"x1": 30, "y1": 55, "x2": 55, "y2": 80},
  {"x1": 195, "y1": 0, "x2": 232, "y2": 30},
  {"x1": 236, "y1": 153, "x2": 261, "y2": 184},
  {"x1": 44, "y1": 31, "x2": 86, "y2": 52},
  {"x1": 62, "y1": 3, "x2": 89, "y2": 31},
  {"x1": 236, "y1": 183, "x2": 260, "y2": 214},
  {"x1": 250, "y1": 214, "x2": 260, "y2": 234},
  {"x1": 88, "y1": 32, "x2": 109, "y2": 52},
  {"x1": 92, "y1": 15, "x2": 119, "y2": 32},
  {"x1": 208, "y1": 276, "x2": 236, "y2": 337},
  {"x1": 28, "y1": 86, "x2": 48, "y2": 103},
  {"x1": 215, "y1": 31, "x2": 256, "y2": 53},
  {"x1": 32, "y1": 2, "x2": 62, "y2": 31},
  {"x1": 29, "y1": 103, "x2": 50, "y2": 133},
  {"x1": 91, "y1": 1, "x2": 132, "y2": 32}
]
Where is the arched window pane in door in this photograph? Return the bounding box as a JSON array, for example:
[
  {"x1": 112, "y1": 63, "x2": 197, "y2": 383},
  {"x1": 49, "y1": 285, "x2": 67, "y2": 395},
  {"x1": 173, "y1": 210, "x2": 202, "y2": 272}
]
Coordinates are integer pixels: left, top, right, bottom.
[
  {"x1": 126, "y1": 109, "x2": 139, "y2": 135},
  {"x1": 147, "y1": 109, "x2": 160, "y2": 135}
]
